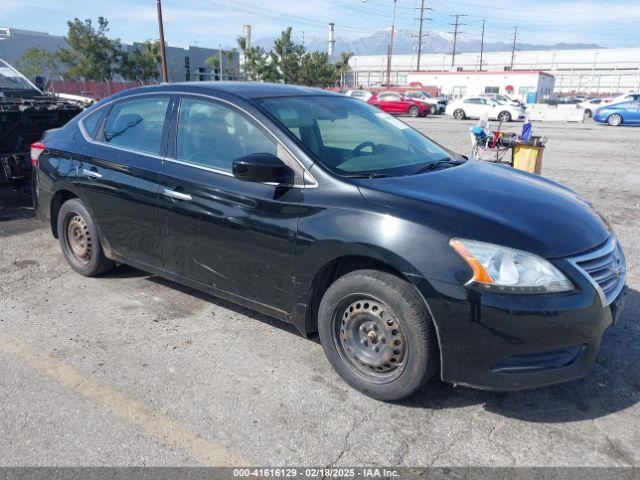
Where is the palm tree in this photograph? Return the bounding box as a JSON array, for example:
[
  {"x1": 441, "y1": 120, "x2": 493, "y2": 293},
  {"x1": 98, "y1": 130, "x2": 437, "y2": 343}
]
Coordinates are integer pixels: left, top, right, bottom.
[
  {"x1": 335, "y1": 51, "x2": 353, "y2": 89},
  {"x1": 236, "y1": 36, "x2": 247, "y2": 80},
  {"x1": 224, "y1": 49, "x2": 237, "y2": 80}
]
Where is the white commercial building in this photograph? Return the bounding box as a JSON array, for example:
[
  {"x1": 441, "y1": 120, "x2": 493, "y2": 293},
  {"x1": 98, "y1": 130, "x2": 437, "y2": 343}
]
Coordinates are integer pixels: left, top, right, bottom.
[
  {"x1": 406, "y1": 70, "x2": 555, "y2": 101},
  {"x1": 347, "y1": 47, "x2": 640, "y2": 96}
]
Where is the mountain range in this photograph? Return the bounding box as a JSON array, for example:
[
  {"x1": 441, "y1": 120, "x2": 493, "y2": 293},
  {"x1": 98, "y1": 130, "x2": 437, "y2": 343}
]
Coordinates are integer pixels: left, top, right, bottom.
[{"x1": 253, "y1": 29, "x2": 602, "y2": 56}]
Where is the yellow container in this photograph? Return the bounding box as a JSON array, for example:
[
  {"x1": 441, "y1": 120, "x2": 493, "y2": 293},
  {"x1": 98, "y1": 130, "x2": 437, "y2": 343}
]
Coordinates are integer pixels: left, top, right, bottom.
[{"x1": 512, "y1": 144, "x2": 544, "y2": 174}]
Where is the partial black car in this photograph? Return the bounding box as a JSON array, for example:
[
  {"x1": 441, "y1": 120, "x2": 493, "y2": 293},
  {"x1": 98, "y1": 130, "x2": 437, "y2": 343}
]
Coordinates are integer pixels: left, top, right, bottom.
[{"x1": 34, "y1": 82, "x2": 627, "y2": 401}]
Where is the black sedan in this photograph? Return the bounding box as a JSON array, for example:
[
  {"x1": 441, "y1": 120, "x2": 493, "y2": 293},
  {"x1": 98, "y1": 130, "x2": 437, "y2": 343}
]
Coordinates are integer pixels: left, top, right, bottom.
[{"x1": 34, "y1": 82, "x2": 627, "y2": 401}]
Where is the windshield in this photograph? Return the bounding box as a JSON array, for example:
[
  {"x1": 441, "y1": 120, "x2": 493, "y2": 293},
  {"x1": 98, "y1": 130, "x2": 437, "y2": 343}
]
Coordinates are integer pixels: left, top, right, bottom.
[
  {"x1": 0, "y1": 59, "x2": 40, "y2": 92},
  {"x1": 256, "y1": 95, "x2": 452, "y2": 176}
]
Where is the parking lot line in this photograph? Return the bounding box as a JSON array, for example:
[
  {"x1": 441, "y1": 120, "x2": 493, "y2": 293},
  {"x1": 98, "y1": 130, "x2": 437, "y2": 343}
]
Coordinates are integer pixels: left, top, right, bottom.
[{"x1": 0, "y1": 332, "x2": 249, "y2": 467}]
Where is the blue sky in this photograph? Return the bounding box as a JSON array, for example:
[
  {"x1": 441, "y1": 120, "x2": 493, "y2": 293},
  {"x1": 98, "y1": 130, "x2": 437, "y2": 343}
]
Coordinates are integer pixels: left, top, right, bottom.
[{"x1": 3, "y1": 0, "x2": 640, "y2": 49}]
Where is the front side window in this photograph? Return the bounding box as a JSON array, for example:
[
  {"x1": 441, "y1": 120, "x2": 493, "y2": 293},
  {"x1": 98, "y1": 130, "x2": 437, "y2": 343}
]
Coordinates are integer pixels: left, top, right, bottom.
[
  {"x1": 176, "y1": 97, "x2": 276, "y2": 172},
  {"x1": 103, "y1": 96, "x2": 170, "y2": 155},
  {"x1": 380, "y1": 93, "x2": 401, "y2": 101},
  {"x1": 257, "y1": 95, "x2": 452, "y2": 177}
]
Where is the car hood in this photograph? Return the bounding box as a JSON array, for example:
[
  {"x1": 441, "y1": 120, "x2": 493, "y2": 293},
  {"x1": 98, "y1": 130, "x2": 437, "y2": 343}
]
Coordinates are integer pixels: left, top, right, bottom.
[{"x1": 356, "y1": 160, "x2": 610, "y2": 258}]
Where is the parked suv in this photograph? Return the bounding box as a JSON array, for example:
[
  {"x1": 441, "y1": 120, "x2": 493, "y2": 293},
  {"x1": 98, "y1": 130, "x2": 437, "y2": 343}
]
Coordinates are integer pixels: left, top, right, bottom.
[{"x1": 35, "y1": 83, "x2": 626, "y2": 401}]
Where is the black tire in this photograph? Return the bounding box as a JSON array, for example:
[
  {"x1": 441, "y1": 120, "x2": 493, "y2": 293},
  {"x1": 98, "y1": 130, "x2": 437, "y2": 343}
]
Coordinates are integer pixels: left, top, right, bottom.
[
  {"x1": 453, "y1": 109, "x2": 466, "y2": 120},
  {"x1": 607, "y1": 113, "x2": 622, "y2": 126},
  {"x1": 497, "y1": 111, "x2": 512, "y2": 122},
  {"x1": 318, "y1": 269, "x2": 439, "y2": 401},
  {"x1": 585, "y1": 109, "x2": 592, "y2": 118},
  {"x1": 408, "y1": 105, "x2": 420, "y2": 117},
  {"x1": 57, "y1": 198, "x2": 114, "y2": 276}
]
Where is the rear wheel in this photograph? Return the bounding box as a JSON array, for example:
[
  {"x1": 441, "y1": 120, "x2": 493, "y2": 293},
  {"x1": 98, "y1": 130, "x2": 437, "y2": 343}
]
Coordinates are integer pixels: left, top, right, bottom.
[
  {"x1": 408, "y1": 105, "x2": 420, "y2": 117},
  {"x1": 453, "y1": 109, "x2": 466, "y2": 120},
  {"x1": 497, "y1": 111, "x2": 512, "y2": 122},
  {"x1": 57, "y1": 198, "x2": 114, "y2": 276},
  {"x1": 607, "y1": 113, "x2": 622, "y2": 126},
  {"x1": 318, "y1": 269, "x2": 438, "y2": 401}
]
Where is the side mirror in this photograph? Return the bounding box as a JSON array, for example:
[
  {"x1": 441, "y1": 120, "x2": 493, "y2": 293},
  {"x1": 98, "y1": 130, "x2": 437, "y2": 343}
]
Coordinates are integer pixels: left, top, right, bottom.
[{"x1": 232, "y1": 153, "x2": 294, "y2": 184}]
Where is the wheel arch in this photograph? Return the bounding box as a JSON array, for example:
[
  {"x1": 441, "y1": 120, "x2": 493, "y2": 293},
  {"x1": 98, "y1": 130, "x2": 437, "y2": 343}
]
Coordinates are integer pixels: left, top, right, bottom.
[
  {"x1": 607, "y1": 113, "x2": 623, "y2": 125},
  {"x1": 49, "y1": 188, "x2": 79, "y2": 238},
  {"x1": 299, "y1": 250, "x2": 436, "y2": 339}
]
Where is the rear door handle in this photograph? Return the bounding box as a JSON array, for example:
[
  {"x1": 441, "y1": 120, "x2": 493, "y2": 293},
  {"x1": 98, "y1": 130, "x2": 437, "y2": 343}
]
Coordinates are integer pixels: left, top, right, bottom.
[
  {"x1": 82, "y1": 168, "x2": 102, "y2": 179},
  {"x1": 163, "y1": 188, "x2": 192, "y2": 201}
]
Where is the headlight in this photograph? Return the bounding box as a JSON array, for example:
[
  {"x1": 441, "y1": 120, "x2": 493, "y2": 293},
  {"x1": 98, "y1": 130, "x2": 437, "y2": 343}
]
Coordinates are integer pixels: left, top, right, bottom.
[{"x1": 449, "y1": 238, "x2": 574, "y2": 294}]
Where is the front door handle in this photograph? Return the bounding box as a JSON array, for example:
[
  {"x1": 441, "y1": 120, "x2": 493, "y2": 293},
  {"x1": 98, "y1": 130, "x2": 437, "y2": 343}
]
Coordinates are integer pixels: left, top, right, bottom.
[
  {"x1": 163, "y1": 188, "x2": 192, "y2": 201},
  {"x1": 82, "y1": 168, "x2": 102, "y2": 179}
]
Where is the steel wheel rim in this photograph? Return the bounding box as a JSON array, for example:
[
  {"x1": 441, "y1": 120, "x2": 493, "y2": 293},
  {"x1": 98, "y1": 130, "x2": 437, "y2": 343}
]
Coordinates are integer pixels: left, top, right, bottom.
[
  {"x1": 65, "y1": 213, "x2": 92, "y2": 265},
  {"x1": 333, "y1": 295, "x2": 407, "y2": 383}
]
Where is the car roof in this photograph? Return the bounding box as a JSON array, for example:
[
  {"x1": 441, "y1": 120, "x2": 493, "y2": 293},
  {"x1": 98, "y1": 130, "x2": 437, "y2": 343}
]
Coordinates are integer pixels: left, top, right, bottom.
[{"x1": 107, "y1": 81, "x2": 339, "y2": 100}]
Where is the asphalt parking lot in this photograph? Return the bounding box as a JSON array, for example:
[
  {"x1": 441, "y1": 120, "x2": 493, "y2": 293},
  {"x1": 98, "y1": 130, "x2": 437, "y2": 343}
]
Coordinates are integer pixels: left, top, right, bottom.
[{"x1": 0, "y1": 116, "x2": 638, "y2": 467}]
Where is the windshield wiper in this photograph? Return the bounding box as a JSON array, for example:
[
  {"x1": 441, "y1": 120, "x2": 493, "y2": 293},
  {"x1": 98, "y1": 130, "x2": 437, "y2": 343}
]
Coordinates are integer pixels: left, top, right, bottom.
[
  {"x1": 413, "y1": 158, "x2": 464, "y2": 175},
  {"x1": 342, "y1": 172, "x2": 394, "y2": 179}
]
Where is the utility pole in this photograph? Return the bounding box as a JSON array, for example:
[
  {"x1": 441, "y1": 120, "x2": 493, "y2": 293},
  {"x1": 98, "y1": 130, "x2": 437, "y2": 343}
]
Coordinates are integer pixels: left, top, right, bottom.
[
  {"x1": 510, "y1": 26, "x2": 518, "y2": 70},
  {"x1": 386, "y1": 0, "x2": 398, "y2": 88},
  {"x1": 300, "y1": 31, "x2": 305, "y2": 49},
  {"x1": 479, "y1": 19, "x2": 485, "y2": 71},
  {"x1": 156, "y1": 0, "x2": 169, "y2": 82},
  {"x1": 414, "y1": 0, "x2": 432, "y2": 71},
  {"x1": 219, "y1": 45, "x2": 223, "y2": 80},
  {"x1": 449, "y1": 14, "x2": 466, "y2": 68}
]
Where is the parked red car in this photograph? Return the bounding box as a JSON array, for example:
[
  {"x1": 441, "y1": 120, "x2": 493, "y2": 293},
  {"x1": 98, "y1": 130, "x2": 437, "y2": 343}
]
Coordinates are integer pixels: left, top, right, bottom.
[{"x1": 367, "y1": 91, "x2": 430, "y2": 117}]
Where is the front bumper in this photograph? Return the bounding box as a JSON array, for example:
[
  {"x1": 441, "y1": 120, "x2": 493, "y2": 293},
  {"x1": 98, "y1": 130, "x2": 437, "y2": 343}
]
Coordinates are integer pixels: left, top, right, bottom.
[{"x1": 418, "y1": 256, "x2": 627, "y2": 391}]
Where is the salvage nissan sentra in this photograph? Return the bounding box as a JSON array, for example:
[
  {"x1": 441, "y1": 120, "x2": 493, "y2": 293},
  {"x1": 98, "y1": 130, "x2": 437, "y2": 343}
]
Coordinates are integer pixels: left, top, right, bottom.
[{"x1": 34, "y1": 82, "x2": 627, "y2": 401}]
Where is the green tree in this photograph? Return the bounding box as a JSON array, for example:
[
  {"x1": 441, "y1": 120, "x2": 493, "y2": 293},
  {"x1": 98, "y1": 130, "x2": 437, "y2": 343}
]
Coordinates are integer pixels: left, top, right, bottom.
[
  {"x1": 224, "y1": 49, "x2": 238, "y2": 80},
  {"x1": 299, "y1": 51, "x2": 339, "y2": 88},
  {"x1": 57, "y1": 17, "x2": 122, "y2": 81},
  {"x1": 16, "y1": 46, "x2": 61, "y2": 79},
  {"x1": 272, "y1": 28, "x2": 305, "y2": 84},
  {"x1": 335, "y1": 51, "x2": 353, "y2": 88},
  {"x1": 243, "y1": 46, "x2": 268, "y2": 81},
  {"x1": 120, "y1": 41, "x2": 160, "y2": 83},
  {"x1": 204, "y1": 55, "x2": 220, "y2": 80}
]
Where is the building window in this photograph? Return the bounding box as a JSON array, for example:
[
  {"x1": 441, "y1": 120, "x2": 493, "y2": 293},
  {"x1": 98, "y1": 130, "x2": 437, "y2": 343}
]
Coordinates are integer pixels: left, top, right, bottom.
[
  {"x1": 452, "y1": 86, "x2": 466, "y2": 97},
  {"x1": 484, "y1": 86, "x2": 500, "y2": 94},
  {"x1": 518, "y1": 86, "x2": 534, "y2": 95}
]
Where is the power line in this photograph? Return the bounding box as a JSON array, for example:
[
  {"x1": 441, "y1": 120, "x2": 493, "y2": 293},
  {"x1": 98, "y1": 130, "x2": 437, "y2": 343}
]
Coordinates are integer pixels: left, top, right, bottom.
[{"x1": 449, "y1": 14, "x2": 466, "y2": 67}]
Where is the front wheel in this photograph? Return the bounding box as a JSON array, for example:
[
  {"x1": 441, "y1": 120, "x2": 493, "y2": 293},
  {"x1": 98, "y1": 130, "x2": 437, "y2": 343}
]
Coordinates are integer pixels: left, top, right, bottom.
[
  {"x1": 408, "y1": 105, "x2": 420, "y2": 117},
  {"x1": 497, "y1": 111, "x2": 512, "y2": 122},
  {"x1": 607, "y1": 114, "x2": 622, "y2": 126},
  {"x1": 57, "y1": 198, "x2": 115, "y2": 276},
  {"x1": 318, "y1": 269, "x2": 439, "y2": 401},
  {"x1": 453, "y1": 109, "x2": 466, "y2": 120}
]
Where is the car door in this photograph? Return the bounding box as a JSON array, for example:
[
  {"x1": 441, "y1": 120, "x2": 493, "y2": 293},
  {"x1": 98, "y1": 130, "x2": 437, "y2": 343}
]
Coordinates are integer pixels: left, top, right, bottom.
[
  {"x1": 76, "y1": 94, "x2": 170, "y2": 269},
  {"x1": 628, "y1": 101, "x2": 640, "y2": 123},
  {"x1": 463, "y1": 98, "x2": 483, "y2": 118},
  {"x1": 158, "y1": 95, "x2": 303, "y2": 316},
  {"x1": 379, "y1": 93, "x2": 401, "y2": 113}
]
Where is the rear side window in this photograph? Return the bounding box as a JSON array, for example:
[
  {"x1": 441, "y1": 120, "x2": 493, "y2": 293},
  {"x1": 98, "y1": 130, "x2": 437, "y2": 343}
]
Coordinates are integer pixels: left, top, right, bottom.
[
  {"x1": 81, "y1": 109, "x2": 106, "y2": 139},
  {"x1": 176, "y1": 97, "x2": 276, "y2": 172},
  {"x1": 103, "y1": 96, "x2": 170, "y2": 155}
]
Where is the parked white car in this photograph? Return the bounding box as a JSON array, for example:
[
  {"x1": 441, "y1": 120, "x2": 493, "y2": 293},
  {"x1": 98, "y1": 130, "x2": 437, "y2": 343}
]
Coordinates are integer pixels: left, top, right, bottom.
[
  {"x1": 602, "y1": 92, "x2": 640, "y2": 106},
  {"x1": 479, "y1": 93, "x2": 522, "y2": 107},
  {"x1": 344, "y1": 90, "x2": 373, "y2": 102},
  {"x1": 579, "y1": 98, "x2": 605, "y2": 117},
  {"x1": 446, "y1": 96, "x2": 526, "y2": 122},
  {"x1": 404, "y1": 90, "x2": 448, "y2": 113}
]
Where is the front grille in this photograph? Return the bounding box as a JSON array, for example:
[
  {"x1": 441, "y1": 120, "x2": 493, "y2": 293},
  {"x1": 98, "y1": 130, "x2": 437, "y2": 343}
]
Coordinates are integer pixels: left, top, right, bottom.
[{"x1": 570, "y1": 236, "x2": 626, "y2": 306}]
